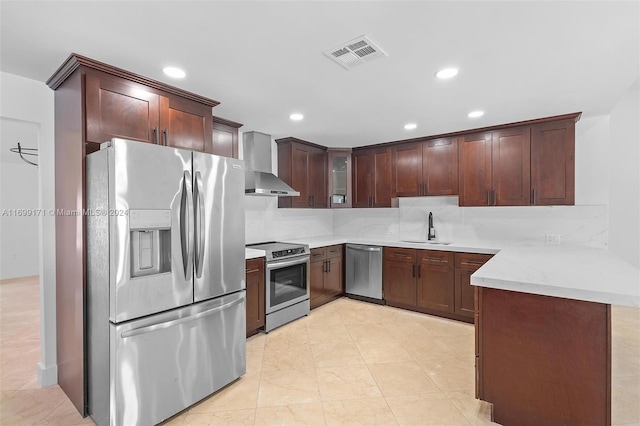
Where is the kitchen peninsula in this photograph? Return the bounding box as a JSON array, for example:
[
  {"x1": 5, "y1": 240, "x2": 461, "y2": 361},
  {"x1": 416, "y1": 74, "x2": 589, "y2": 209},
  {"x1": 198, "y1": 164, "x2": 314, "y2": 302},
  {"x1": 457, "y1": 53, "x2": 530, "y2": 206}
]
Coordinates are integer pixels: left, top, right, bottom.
[{"x1": 260, "y1": 236, "x2": 639, "y2": 426}]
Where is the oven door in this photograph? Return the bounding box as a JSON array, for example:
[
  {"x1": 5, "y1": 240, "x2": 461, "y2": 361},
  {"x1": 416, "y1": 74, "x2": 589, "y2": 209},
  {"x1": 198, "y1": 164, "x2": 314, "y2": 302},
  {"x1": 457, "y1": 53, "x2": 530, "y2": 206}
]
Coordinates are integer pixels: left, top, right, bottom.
[{"x1": 265, "y1": 255, "x2": 310, "y2": 314}]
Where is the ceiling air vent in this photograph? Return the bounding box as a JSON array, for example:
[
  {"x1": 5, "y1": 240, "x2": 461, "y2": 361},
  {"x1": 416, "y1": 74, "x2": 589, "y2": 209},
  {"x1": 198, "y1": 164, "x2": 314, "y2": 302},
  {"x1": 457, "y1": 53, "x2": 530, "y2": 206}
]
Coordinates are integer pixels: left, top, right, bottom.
[{"x1": 324, "y1": 35, "x2": 388, "y2": 70}]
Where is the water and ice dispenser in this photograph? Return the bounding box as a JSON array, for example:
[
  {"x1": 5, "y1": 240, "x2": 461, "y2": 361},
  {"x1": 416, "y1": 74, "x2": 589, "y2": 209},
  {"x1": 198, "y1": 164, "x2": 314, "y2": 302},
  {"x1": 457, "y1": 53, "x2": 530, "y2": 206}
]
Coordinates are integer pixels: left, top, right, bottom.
[{"x1": 129, "y1": 210, "x2": 172, "y2": 278}]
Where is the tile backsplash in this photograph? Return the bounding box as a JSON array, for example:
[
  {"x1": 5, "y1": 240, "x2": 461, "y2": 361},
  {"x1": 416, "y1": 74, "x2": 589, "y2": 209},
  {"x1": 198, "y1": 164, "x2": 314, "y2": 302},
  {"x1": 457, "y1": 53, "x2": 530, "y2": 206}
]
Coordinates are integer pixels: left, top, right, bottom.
[{"x1": 246, "y1": 195, "x2": 608, "y2": 248}]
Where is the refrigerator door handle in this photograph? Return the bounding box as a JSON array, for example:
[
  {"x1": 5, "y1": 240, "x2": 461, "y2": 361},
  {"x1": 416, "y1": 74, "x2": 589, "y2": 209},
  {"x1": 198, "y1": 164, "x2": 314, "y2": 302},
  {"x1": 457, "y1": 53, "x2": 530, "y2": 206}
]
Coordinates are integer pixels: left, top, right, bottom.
[
  {"x1": 180, "y1": 170, "x2": 194, "y2": 281},
  {"x1": 194, "y1": 171, "x2": 205, "y2": 278},
  {"x1": 120, "y1": 295, "x2": 245, "y2": 338}
]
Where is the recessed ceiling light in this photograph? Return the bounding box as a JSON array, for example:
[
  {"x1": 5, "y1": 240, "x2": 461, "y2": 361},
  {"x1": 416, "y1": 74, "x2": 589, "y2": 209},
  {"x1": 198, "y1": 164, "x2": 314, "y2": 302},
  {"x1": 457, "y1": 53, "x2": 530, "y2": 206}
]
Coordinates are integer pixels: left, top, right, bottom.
[
  {"x1": 162, "y1": 66, "x2": 186, "y2": 79},
  {"x1": 436, "y1": 67, "x2": 459, "y2": 79},
  {"x1": 468, "y1": 110, "x2": 484, "y2": 118},
  {"x1": 404, "y1": 123, "x2": 417, "y2": 130},
  {"x1": 289, "y1": 113, "x2": 304, "y2": 121}
]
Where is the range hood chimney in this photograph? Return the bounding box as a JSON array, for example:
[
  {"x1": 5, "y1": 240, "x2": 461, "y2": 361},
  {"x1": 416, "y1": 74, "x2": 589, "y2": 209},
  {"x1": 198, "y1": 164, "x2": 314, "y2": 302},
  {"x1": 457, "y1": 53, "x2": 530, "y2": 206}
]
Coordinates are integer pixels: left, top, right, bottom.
[{"x1": 243, "y1": 131, "x2": 300, "y2": 196}]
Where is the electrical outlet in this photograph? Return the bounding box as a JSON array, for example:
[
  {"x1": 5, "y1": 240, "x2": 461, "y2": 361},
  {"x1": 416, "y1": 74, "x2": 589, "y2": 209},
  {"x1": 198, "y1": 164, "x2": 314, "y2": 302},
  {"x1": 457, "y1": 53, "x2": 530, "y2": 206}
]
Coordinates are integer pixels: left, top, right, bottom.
[{"x1": 545, "y1": 233, "x2": 561, "y2": 245}]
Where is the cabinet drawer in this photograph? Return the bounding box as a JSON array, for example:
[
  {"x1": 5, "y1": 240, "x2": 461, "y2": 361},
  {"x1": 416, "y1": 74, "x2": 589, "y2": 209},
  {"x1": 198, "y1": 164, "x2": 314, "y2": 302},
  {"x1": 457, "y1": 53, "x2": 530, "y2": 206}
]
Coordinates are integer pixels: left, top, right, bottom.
[
  {"x1": 455, "y1": 253, "x2": 494, "y2": 271},
  {"x1": 384, "y1": 247, "x2": 416, "y2": 263},
  {"x1": 245, "y1": 258, "x2": 264, "y2": 277},
  {"x1": 311, "y1": 247, "x2": 327, "y2": 262},
  {"x1": 420, "y1": 250, "x2": 454, "y2": 266},
  {"x1": 326, "y1": 244, "x2": 343, "y2": 259}
]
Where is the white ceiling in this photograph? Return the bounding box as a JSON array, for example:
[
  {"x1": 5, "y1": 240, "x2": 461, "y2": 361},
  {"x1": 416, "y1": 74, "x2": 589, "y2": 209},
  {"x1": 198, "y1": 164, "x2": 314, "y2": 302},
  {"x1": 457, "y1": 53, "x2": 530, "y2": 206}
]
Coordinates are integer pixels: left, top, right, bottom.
[{"x1": 1, "y1": 1, "x2": 638, "y2": 148}]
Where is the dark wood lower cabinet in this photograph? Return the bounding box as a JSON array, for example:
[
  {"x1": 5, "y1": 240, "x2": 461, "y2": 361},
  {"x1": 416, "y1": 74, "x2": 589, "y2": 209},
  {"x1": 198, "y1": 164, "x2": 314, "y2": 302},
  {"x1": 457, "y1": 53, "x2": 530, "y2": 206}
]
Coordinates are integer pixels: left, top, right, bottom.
[
  {"x1": 476, "y1": 287, "x2": 611, "y2": 426},
  {"x1": 246, "y1": 258, "x2": 265, "y2": 337},
  {"x1": 310, "y1": 245, "x2": 344, "y2": 309},
  {"x1": 384, "y1": 249, "x2": 494, "y2": 323}
]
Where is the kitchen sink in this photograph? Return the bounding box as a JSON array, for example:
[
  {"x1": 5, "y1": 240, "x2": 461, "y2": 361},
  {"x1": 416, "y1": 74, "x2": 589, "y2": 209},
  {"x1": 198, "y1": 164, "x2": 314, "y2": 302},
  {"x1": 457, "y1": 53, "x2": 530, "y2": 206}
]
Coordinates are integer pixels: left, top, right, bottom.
[{"x1": 400, "y1": 240, "x2": 453, "y2": 245}]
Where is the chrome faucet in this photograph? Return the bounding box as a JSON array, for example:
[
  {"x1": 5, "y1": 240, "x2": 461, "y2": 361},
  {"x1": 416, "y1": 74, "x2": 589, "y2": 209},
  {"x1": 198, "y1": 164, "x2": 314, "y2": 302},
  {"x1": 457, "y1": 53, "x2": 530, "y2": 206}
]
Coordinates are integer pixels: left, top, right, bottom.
[{"x1": 428, "y1": 211, "x2": 436, "y2": 241}]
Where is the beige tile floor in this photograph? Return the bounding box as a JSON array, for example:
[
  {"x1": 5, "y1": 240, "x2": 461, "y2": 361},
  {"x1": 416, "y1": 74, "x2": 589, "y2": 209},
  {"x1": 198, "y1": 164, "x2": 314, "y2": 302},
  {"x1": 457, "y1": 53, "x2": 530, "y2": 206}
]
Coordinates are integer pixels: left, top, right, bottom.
[{"x1": 1, "y1": 276, "x2": 639, "y2": 425}]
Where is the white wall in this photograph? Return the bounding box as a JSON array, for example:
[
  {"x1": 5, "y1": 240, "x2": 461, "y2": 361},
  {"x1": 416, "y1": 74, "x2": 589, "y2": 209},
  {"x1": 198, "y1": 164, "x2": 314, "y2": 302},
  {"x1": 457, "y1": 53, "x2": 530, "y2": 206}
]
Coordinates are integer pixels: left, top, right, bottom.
[
  {"x1": 609, "y1": 83, "x2": 640, "y2": 267},
  {"x1": 0, "y1": 118, "x2": 40, "y2": 279},
  {"x1": 0, "y1": 71, "x2": 57, "y2": 386},
  {"x1": 575, "y1": 115, "x2": 610, "y2": 205}
]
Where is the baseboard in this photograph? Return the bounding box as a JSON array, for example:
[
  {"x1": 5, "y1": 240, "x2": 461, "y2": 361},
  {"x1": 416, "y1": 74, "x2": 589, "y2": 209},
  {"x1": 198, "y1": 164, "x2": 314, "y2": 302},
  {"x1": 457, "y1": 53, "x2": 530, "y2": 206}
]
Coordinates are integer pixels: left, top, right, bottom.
[{"x1": 37, "y1": 361, "x2": 57, "y2": 387}]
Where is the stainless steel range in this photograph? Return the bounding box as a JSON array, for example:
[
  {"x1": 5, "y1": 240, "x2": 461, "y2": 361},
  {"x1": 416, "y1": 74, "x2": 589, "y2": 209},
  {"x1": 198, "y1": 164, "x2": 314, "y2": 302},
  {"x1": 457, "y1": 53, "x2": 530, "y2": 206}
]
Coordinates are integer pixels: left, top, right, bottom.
[{"x1": 248, "y1": 242, "x2": 310, "y2": 332}]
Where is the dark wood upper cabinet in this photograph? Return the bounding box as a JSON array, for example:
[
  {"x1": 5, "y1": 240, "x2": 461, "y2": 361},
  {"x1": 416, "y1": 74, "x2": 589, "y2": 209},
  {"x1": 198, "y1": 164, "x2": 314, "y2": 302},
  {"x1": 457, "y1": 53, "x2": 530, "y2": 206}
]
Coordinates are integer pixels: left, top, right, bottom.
[
  {"x1": 531, "y1": 119, "x2": 575, "y2": 205},
  {"x1": 211, "y1": 116, "x2": 242, "y2": 159},
  {"x1": 85, "y1": 74, "x2": 160, "y2": 145},
  {"x1": 82, "y1": 70, "x2": 216, "y2": 153},
  {"x1": 352, "y1": 147, "x2": 392, "y2": 208},
  {"x1": 392, "y1": 137, "x2": 458, "y2": 198},
  {"x1": 459, "y1": 127, "x2": 531, "y2": 206},
  {"x1": 276, "y1": 138, "x2": 327, "y2": 208}
]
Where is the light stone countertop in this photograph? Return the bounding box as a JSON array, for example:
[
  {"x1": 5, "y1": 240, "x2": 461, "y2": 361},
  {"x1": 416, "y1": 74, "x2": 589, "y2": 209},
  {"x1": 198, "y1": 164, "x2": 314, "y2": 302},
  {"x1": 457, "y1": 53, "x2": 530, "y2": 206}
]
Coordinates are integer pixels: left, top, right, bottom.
[
  {"x1": 244, "y1": 248, "x2": 266, "y2": 260},
  {"x1": 278, "y1": 235, "x2": 640, "y2": 307}
]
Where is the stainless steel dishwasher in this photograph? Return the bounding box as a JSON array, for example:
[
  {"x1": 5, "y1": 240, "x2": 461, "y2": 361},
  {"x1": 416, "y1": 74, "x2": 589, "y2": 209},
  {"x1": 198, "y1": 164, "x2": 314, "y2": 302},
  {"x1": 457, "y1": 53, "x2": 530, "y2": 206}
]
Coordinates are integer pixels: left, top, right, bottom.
[{"x1": 346, "y1": 244, "x2": 383, "y2": 302}]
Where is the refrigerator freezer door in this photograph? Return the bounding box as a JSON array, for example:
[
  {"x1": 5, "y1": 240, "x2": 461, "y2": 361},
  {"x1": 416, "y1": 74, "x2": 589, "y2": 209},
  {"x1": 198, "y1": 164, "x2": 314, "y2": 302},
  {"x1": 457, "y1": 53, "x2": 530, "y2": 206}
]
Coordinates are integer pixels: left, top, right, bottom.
[
  {"x1": 192, "y1": 153, "x2": 246, "y2": 301},
  {"x1": 94, "y1": 291, "x2": 246, "y2": 426},
  {"x1": 109, "y1": 139, "x2": 194, "y2": 322}
]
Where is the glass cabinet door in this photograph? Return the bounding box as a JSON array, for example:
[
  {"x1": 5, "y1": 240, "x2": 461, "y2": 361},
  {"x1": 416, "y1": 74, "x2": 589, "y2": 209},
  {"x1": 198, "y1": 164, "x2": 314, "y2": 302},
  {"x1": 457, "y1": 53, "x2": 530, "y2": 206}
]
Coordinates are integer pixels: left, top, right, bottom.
[{"x1": 327, "y1": 149, "x2": 352, "y2": 208}]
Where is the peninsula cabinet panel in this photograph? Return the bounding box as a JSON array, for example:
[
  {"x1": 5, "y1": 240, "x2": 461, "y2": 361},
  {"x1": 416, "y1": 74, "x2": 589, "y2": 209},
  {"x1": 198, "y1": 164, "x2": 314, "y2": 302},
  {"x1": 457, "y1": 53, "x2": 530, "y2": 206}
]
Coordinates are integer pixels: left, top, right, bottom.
[
  {"x1": 531, "y1": 119, "x2": 575, "y2": 205},
  {"x1": 477, "y1": 287, "x2": 610, "y2": 426},
  {"x1": 353, "y1": 147, "x2": 392, "y2": 208},
  {"x1": 455, "y1": 252, "x2": 493, "y2": 319}
]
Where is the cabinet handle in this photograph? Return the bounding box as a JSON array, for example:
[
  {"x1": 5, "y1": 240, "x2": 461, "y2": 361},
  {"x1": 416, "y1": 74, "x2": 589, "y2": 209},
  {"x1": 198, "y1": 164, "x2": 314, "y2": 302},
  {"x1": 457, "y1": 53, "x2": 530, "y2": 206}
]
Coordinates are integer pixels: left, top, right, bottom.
[
  {"x1": 412, "y1": 264, "x2": 416, "y2": 278},
  {"x1": 487, "y1": 191, "x2": 491, "y2": 206},
  {"x1": 328, "y1": 260, "x2": 331, "y2": 272},
  {"x1": 393, "y1": 253, "x2": 409, "y2": 258},
  {"x1": 422, "y1": 183, "x2": 426, "y2": 196},
  {"x1": 153, "y1": 127, "x2": 159, "y2": 144},
  {"x1": 163, "y1": 129, "x2": 169, "y2": 146},
  {"x1": 427, "y1": 256, "x2": 444, "y2": 262},
  {"x1": 245, "y1": 268, "x2": 261, "y2": 274},
  {"x1": 532, "y1": 189, "x2": 537, "y2": 205},
  {"x1": 329, "y1": 196, "x2": 332, "y2": 208},
  {"x1": 463, "y1": 260, "x2": 485, "y2": 265}
]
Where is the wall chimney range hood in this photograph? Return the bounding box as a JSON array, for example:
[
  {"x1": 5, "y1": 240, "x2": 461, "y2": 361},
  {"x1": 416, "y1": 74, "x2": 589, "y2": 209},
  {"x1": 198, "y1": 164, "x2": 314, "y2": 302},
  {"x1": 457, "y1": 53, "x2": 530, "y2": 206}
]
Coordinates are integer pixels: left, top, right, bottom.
[{"x1": 243, "y1": 131, "x2": 300, "y2": 196}]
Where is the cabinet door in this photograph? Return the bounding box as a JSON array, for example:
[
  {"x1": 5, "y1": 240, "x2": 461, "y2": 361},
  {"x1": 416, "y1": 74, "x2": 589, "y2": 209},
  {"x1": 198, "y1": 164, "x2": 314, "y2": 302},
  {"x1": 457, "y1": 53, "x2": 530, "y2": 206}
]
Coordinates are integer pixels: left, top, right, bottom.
[
  {"x1": 160, "y1": 96, "x2": 213, "y2": 153},
  {"x1": 291, "y1": 144, "x2": 311, "y2": 208},
  {"x1": 416, "y1": 262, "x2": 454, "y2": 313},
  {"x1": 454, "y1": 268, "x2": 475, "y2": 319},
  {"x1": 352, "y1": 150, "x2": 372, "y2": 208},
  {"x1": 372, "y1": 147, "x2": 392, "y2": 207},
  {"x1": 492, "y1": 127, "x2": 531, "y2": 206},
  {"x1": 325, "y1": 256, "x2": 343, "y2": 297},
  {"x1": 531, "y1": 120, "x2": 575, "y2": 205},
  {"x1": 310, "y1": 258, "x2": 326, "y2": 309},
  {"x1": 423, "y1": 138, "x2": 458, "y2": 196},
  {"x1": 392, "y1": 142, "x2": 422, "y2": 197},
  {"x1": 309, "y1": 147, "x2": 328, "y2": 208},
  {"x1": 85, "y1": 74, "x2": 160, "y2": 145},
  {"x1": 211, "y1": 120, "x2": 238, "y2": 158},
  {"x1": 246, "y1": 258, "x2": 265, "y2": 334},
  {"x1": 383, "y1": 259, "x2": 417, "y2": 306},
  {"x1": 459, "y1": 133, "x2": 493, "y2": 206}
]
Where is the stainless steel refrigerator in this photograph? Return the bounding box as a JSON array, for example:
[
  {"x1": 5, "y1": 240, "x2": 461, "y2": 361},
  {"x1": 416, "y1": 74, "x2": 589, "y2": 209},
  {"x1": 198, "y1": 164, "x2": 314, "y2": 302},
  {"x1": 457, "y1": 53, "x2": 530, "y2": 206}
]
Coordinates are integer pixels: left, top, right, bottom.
[{"x1": 85, "y1": 139, "x2": 246, "y2": 426}]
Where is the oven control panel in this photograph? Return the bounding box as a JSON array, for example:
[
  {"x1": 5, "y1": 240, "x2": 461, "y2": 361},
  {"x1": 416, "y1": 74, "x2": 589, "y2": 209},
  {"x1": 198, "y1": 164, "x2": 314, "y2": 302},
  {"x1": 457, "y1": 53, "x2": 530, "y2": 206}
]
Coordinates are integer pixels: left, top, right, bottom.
[{"x1": 272, "y1": 247, "x2": 306, "y2": 258}]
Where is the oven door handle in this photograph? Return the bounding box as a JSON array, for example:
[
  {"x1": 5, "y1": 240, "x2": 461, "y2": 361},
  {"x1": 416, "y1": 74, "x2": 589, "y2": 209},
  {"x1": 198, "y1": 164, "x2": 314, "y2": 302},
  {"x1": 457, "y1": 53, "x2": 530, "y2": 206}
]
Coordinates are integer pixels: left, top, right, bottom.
[{"x1": 267, "y1": 256, "x2": 309, "y2": 269}]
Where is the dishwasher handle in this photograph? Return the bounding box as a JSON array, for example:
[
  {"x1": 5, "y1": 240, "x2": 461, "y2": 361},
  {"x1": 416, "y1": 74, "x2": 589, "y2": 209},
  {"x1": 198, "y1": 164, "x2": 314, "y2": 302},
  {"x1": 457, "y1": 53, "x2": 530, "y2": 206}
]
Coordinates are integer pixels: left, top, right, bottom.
[{"x1": 347, "y1": 244, "x2": 382, "y2": 252}]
